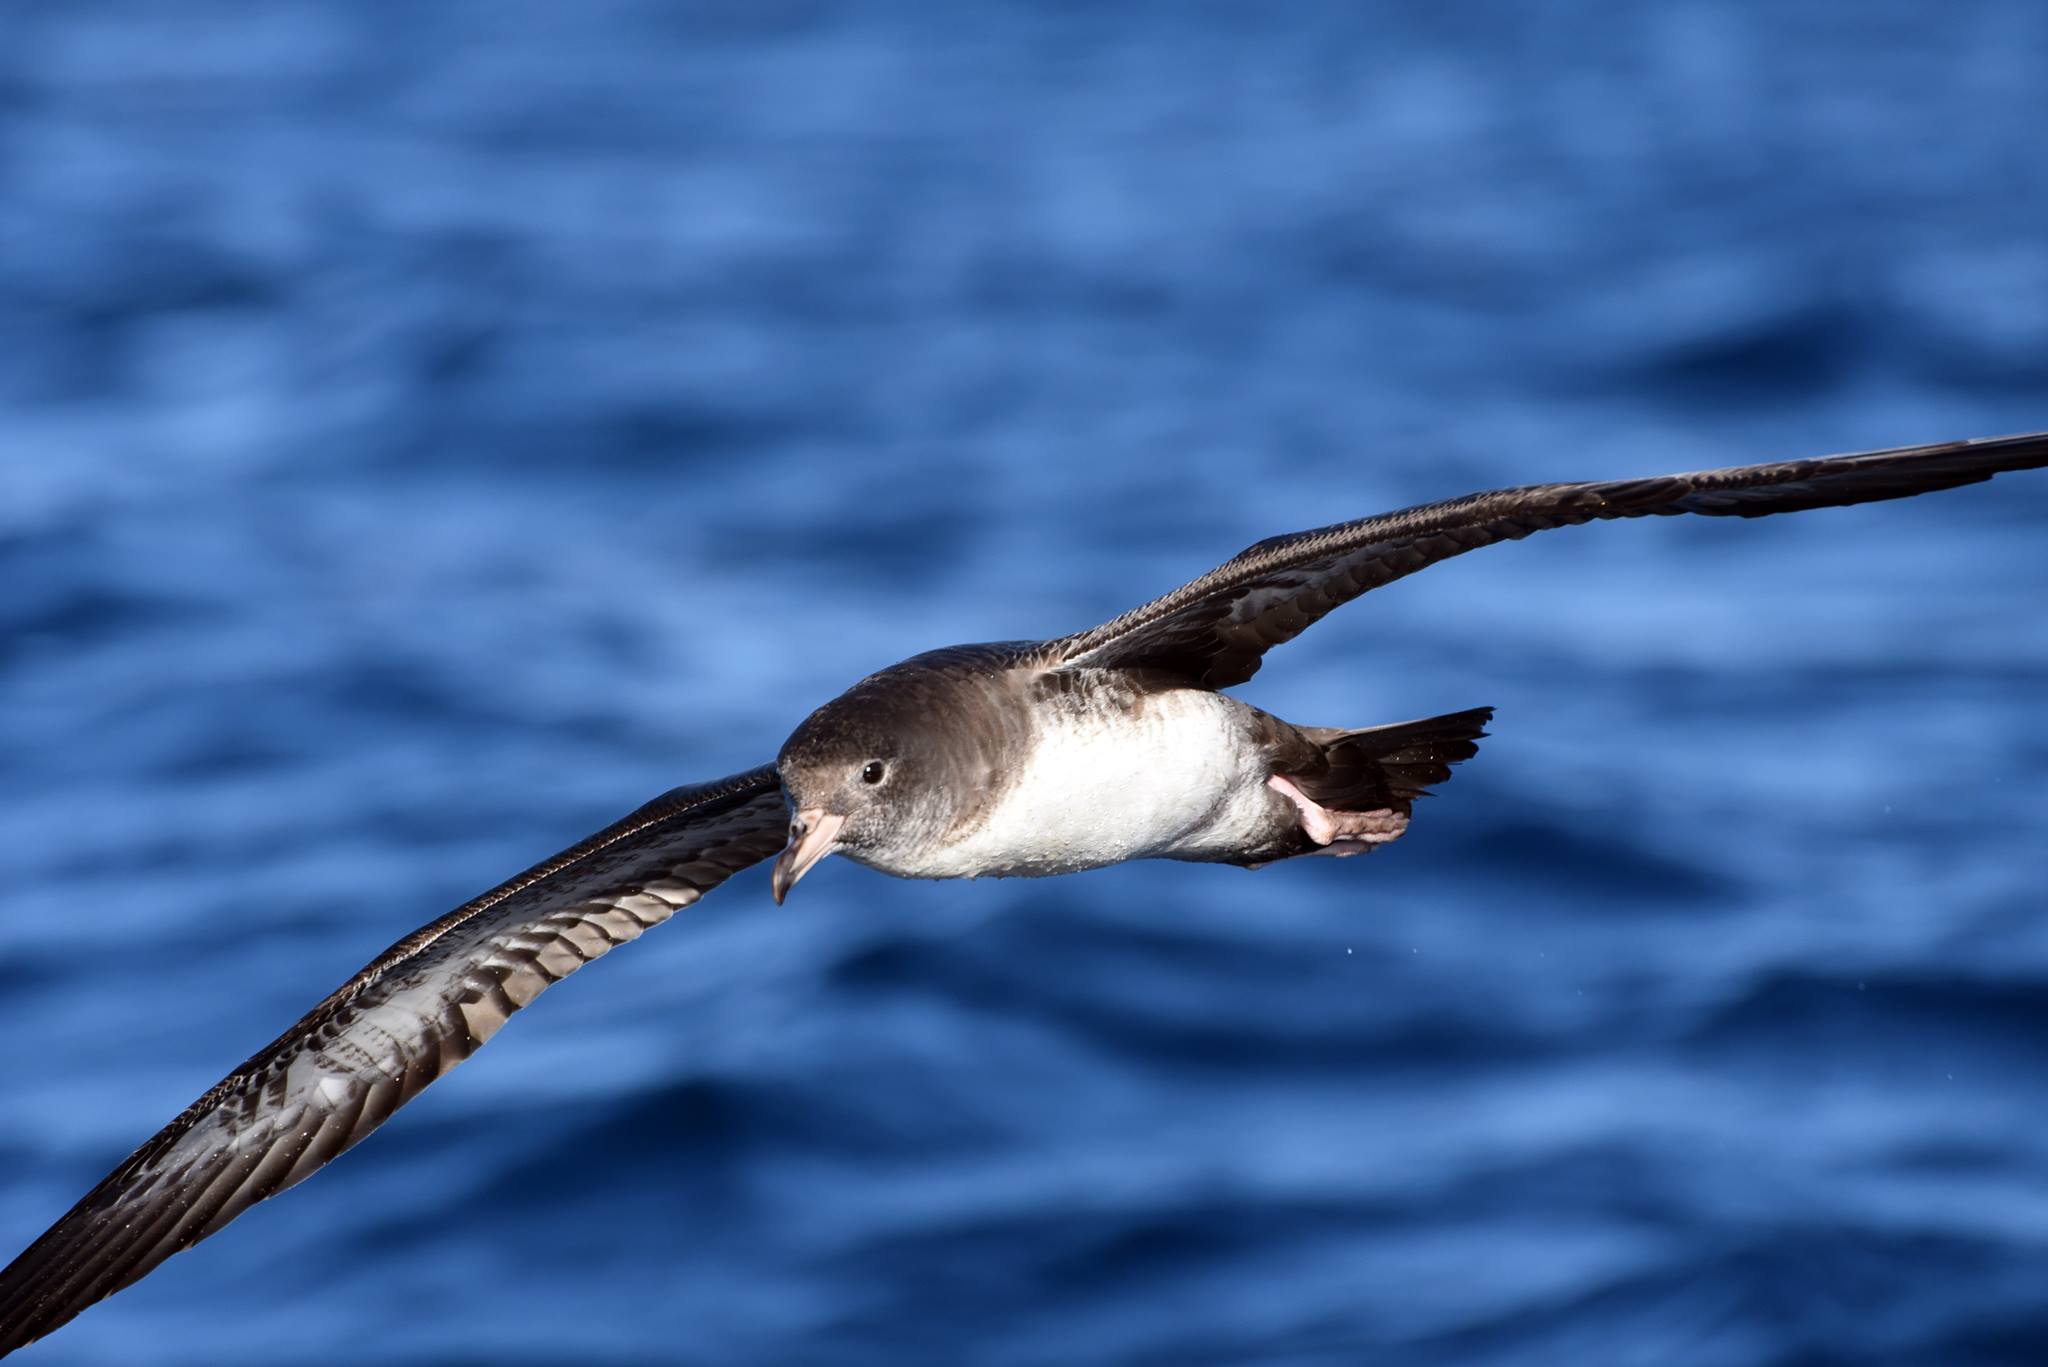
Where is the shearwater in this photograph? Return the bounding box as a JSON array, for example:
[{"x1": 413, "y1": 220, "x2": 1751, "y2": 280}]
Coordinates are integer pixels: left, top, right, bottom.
[{"x1": 3, "y1": 430, "x2": 2046, "y2": 1355}]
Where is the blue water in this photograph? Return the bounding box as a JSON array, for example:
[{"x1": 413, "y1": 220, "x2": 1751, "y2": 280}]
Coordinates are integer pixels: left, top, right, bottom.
[{"x1": 4, "y1": 4, "x2": 2047, "y2": 1363}]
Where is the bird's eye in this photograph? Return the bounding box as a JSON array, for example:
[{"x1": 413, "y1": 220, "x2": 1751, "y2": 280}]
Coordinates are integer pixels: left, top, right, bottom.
[{"x1": 861, "y1": 761, "x2": 886, "y2": 785}]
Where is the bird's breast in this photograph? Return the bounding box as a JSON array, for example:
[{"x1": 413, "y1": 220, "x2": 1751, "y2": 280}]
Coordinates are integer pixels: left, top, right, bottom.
[{"x1": 907, "y1": 682, "x2": 1284, "y2": 878}]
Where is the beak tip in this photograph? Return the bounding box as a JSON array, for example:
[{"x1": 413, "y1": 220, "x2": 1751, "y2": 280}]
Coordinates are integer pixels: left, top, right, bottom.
[{"x1": 770, "y1": 807, "x2": 844, "y2": 907}]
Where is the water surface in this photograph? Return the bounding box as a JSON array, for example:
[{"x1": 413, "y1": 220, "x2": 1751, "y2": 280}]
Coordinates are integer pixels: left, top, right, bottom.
[{"x1": 3, "y1": 4, "x2": 2047, "y2": 1363}]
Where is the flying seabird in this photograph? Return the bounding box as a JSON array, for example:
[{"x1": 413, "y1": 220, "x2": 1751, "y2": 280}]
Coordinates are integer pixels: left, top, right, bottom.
[{"x1": 3, "y1": 431, "x2": 2046, "y2": 1354}]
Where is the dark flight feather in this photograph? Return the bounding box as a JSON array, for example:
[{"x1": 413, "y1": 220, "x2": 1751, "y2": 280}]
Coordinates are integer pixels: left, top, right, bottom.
[
  {"x1": 0, "y1": 767, "x2": 787, "y2": 1357},
  {"x1": 1052, "y1": 431, "x2": 2048, "y2": 687},
  {"x1": 8, "y1": 427, "x2": 2047, "y2": 1356}
]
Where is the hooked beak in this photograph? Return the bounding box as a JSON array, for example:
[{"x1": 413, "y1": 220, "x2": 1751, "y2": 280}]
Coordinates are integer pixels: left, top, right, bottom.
[{"x1": 771, "y1": 809, "x2": 846, "y2": 905}]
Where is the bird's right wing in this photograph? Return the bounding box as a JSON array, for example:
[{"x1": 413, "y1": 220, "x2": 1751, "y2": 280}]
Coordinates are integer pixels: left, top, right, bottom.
[
  {"x1": 1049, "y1": 431, "x2": 2048, "y2": 688},
  {"x1": 0, "y1": 765, "x2": 788, "y2": 1357}
]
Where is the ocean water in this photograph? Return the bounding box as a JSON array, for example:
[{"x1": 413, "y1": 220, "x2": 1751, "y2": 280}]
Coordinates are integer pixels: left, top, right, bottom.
[{"x1": 3, "y1": 3, "x2": 2047, "y2": 1363}]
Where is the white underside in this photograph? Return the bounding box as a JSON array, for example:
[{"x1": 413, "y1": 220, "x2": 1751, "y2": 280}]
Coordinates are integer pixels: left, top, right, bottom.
[{"x1": 909, "y1": 687, "x2": 1284, "y2": 878}]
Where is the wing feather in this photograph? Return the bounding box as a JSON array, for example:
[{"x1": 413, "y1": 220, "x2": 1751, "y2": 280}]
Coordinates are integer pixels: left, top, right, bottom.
[
  {"x1": 1051, "y1": 431, "x2": 2048, "y2": 687},
  {"x1": 0, "y1": 765, "x2": 787, "y2": 1356}
]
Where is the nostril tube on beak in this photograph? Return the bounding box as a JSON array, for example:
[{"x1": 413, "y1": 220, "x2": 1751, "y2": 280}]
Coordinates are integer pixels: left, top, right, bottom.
[{"x1": 770, "y1": 808, "x2": 845, "y2": 905}]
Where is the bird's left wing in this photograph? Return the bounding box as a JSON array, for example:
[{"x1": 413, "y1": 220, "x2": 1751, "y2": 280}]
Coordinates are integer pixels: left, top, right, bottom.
[
  {"x1": 1048, "y1": 430, "x2": 2048, "y2": 688},
  {"x1": 0, "y1": 765, "x2": 787, "y2": 1357}
]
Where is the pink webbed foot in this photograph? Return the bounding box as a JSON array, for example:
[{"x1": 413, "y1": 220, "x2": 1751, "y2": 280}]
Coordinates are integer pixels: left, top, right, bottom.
[{"x1": 1266, "y1": 774, "x2": 1409, "y2": 848}]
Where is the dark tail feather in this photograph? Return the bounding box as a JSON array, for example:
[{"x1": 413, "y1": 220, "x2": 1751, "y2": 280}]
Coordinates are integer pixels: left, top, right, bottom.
[{"x1": 1294, "y1": 706, "x2": 1493, "y2": 812}]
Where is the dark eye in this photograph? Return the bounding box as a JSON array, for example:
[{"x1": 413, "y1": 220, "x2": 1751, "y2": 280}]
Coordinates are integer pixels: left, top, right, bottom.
[{"x1": 861, "y1": 761, "x2": 886, "y2": 785}]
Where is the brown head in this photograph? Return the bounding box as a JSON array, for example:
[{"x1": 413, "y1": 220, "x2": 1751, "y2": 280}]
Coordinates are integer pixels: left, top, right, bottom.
[{"x1": 770, "y1": 644, "x2": 1031, "y2": 901}]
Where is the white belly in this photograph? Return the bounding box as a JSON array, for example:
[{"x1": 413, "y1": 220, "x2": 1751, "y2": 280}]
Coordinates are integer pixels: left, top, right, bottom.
[{"x1": 915, "y1": 687, "x2": 1280, "y2": 878}]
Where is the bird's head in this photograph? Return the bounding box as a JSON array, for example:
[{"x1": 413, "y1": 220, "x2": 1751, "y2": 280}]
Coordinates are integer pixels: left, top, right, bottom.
[{"x1": 771, "y1": 659, "x2": 1001, "y2": 901}]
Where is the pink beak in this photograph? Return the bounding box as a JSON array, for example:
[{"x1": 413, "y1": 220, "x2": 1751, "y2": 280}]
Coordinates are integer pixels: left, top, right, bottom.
[{"x1": 770, "y1": 809, "x2": 846, "y2": 904}]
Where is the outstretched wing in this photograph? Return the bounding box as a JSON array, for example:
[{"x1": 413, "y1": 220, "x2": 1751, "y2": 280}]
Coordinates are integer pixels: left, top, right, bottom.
[
  {"x1": 1051, "y1": 430, "x2": 2048, "y2": 688},
  {"x1": 0, "y1": 765, "x2": 787, "y2": 1357}
]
